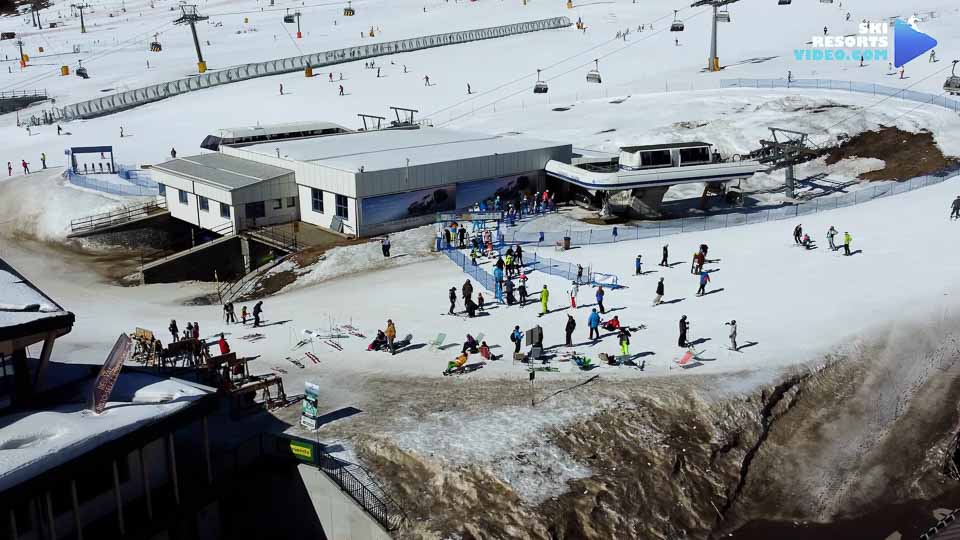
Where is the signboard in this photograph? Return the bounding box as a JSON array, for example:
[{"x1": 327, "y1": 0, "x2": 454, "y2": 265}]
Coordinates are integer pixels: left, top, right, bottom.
[
  {"x1": 289, "y1": 440, "x2": 315, "y2": 462},
  {"x1": 300, "y1": 381, "x2": 319, "y2": 430},
  {"x1": 436, "y1": 211, "x2": 503, "y2": 224},
  {"x1": 89, "y1": 334, "x2": 133, "y2": 414},
  {"x1": 360, "y1": 184, "x2": 456, "y2": 226}
]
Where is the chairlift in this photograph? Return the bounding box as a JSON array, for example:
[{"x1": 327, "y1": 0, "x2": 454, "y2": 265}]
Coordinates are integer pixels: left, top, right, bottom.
[
  {"x1": 76, "y1": 66, "x2": 89, "y2": 79},
  {"x1": 778, "y1": 0, "x2": 792, "y2": 5},
  {"x1": 586, "y1": 59, "x2": 601, "y2": 84},
  {"x1": 819, "y1": 0, "x2": 833, "y2": 3},
  {"x1": 533, "y1": 69, "x2": 548, "y2": 94},
  {"x1": 670, "y1": 10, "x2": 684, "y2": 32},
  {"x1": 283, "y1": 8, "x2": 295, "y2": 23},
  {"x1": 343, "y1": 0, "x2": 355, "y2": 16},
  {"x1": 944, "y1": 60, "x2": 960, "y2": 96},
  {"x1": 716, "y1": 7, "x2": 731, "y2": 23},
  {"x1": 149, "y1": 41, "x2": 162, "y2": 51}
]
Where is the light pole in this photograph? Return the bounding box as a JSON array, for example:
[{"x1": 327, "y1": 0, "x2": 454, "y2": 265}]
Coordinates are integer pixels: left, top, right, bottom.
[{"x1": 691, "y1": 0, "x2": 739, "y2": 72}]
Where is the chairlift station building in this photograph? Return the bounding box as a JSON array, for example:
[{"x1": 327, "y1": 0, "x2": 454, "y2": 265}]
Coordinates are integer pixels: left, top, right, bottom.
[{"x1": 152, "y1": 124, "x2": 572, "y2": 237}]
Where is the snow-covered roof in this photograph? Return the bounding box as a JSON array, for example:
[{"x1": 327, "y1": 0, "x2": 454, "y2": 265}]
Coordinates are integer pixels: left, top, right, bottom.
[
  {"x1": 241, "y1": 127, "x2": 570, "y2": 173},
  {"x1": 0, "y1": 373, "x2": 211, "y2": 492},
  {"x1": 0, "y1": 257, "x2": 73, "y2": 342},
  {"x1": 153, "y1": 153, "x2": 294, "y2": 191},
  {"x1": 213, "y1": 121, "x2": 350, "y2": 140},
  {"x1": 619, "y1": 142, "x2": 712, "y2": 153}
]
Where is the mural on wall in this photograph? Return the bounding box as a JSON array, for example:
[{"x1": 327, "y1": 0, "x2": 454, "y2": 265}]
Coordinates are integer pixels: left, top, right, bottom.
[
  {"x1": 360, "y1": 184, "x2": 456, "y2": 226},
  {"x1": 455, "y1": 174, "x2": 535, "y2": 209}
]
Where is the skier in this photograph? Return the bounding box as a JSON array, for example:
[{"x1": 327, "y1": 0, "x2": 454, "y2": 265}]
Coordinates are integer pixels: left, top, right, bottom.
[
  {"x1": 801, "y1": 233, "x2": 813, "y2": 250},
  {"x1": 726, "y1": 320, "x2": 738, "y2": 351},
  {"x1": 218, "y1": 333, "x2": 230, "y2": 355},
  {"x1": 602, "y1": 315, "x2": 621, "y2": 332},
  {"x1": 696, "y1": 271, "x2": 710, "y2": 296},
  {"x1": 329, "y1": 72, "x2": 334, "y2": 82},
  {"x1": 539, "y1": 285, "x2": 549, "y2": 317},
  {"x1": 595, "y1": 285, "x2": 606, "y2": 314},
  {"x1": 518, "y1": 281, "x2": 528, "y2": 305},
  {"x1": 252, "y1": 300, "x2": 263, "y2": 327},
  {"x1": 168, "y1": 319, "x2": 179, "y2": 342},
  {"x1": 120, "y1": 126, "x2": 124, "y2": 138},
  {"x1": 241, "y1": 305, "x2": 248, "y2": 324},
  {"x1": 385, "y1": 319, "x2": 397, "y2": 355},
  {"x1": 900, "y1": 67, "x2": 905, "y2": 79},
  {"x1": 21, "y1": 160, "x2": 29, "y2": 174},
  {"x1": 424, "y1": 75, "x2": 430, "y2": 86},
  {"x1": 951, "y1": 196, "x2": 960, "y2": 220},
  {"x1": 690, "y1": 251, "x2": 699, "y2": 274},
  {"x1": 448, "y1": 287, "x2": 457, "y2": 315},
  {"x1": 678, "y1": 315, "x2": 690, "y2": 348},
  {"x1": 565, "y1": 314, "x2": 576, "y2": 347},
  {"x1": 376, "y1": 67, "x2": 380, "y2": 78},
  {"x1": 587, "y1": 308, "x2": 601, "y2": 341},
  {"x1": 787, "y1": 70, "x2": 793, "y2": 84},
  {"x1": 576, "y1": 264, "x2": 584, "y2": 284},
  {"x1": 493, "y1": 265, "x2": 504, "y2": 303},
  {"x1": 827, "y1": 226, "x2": 839, "y2": 250},
  {"x1": 467, "y1": 83, "x2": 471, "y2": 94},
  {"x1": 859, "y1": 55, "x2": 864, "y2": 68},
  {"x1": 6, "y1": 162, "x2": 10, "y2": 176},
  {"x1": 227, "y1": 302, "x2": 237, "y2": 323},
  {"x1": 660, "y1": 244, "x2": 669, "y2": 267},
  {"x1": 339, "y1": 85, "x2": 344, "y2": 96},
  {"x1": 635, "y1": 254, "x2": 642, "y2": 276},
  {"x1": 569, "y1": 281, "x2": 579, "y2": 308},
  {"x1": 477, "y1": 292, "x2": 485, "y2": 312},
  {"x1": 823, "y1": 26, "x2": 828, "y2": 36},
  {"x1": 505, "y1": 279, "x2": 516, "y2": 305},
  {"x1": 793, "y1": 224, "x2": 803, "y2": 245},
  {"x1": 930, "y1": 50, "x2": 937, "y2": 63},
  {"x1": 462, "y1": 279, "x2": 473, "y2": 302},
  {"x1": 457, "y1": 226, "x2": 466, "y2": 248},
  {"x1": 170, "y1": 148, "x2": 177, "y2": 159},
  {"x1": 515, "y1": 244, "x2": 524, "y2": 266},
  {"x1": 843, "y1": 231, "x2": 852, "y2": 256},
  {"x1": 40, "y1": 153, "x2": 46, "y2": 169},
  {"x1": 653, "y1": 278, "x2": 665, "y2": 306},
  {"x1": 510, "y1": 325, "x2": 523, "y2": 355},
  {"x1": 279, "y1": 83, "x2": 283, "y2": 95},
  {"x1": 617, "y1": 327, "x2": 631, "y2": 357},
  {"x1": 57, "y1": 124, "x2": 62, "y2": 136},
  {"x1": 381, "y1": 235, "x2": 391, "y2": 257}
]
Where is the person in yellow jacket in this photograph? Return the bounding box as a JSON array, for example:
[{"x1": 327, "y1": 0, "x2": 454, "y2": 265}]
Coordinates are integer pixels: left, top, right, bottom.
[
  {"x1": 843, "y1": 231, "x2": 852, "y2": 256},
  {"x1": 385, "y1": 319, "x2": 397, "y2": 355},
  {"x1": 504, "y1": 253, "x2": 514, "y2": 277},
  {"x1": 539, "y1": 285, "x2": 549, "y2": 317}
]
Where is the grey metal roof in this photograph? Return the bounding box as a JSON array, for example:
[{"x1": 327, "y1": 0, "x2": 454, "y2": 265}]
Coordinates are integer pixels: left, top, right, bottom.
[
  {"x1": 620, "y1": 142, "x2": 713, "y2": 152},
  {"x1": 214, "y1": 121, "x2": 350, "y2": 139},
  {"x1": 153, "y1": 153, "x2": 293, "y2": 191}
]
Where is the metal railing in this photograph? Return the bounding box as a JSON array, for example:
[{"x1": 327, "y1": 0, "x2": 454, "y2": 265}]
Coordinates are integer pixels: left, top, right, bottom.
[
  {"x1": 69, "y1": 199, "x2": 167, "y2": 234},
  {"x1": 244, "y1": 225, "x2": 301, "y2": 253},
  {"x1": 0, "y1": 89, "x2": 47, "y2": 99},
  {"x1": 505, "y1": 172, "x2": 959, "y2": 247},
  {"x1": 721, "y1": 78, "x2": 960, "y2": 112}
]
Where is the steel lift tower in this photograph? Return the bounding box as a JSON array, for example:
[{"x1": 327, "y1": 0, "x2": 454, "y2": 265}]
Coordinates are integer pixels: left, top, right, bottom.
[
  {"x1": 175, "y1": 5, "x2": 209, "y2": 73},
  {"x1": 691, "y1": 0, "x2": 739, "y2": 72}
]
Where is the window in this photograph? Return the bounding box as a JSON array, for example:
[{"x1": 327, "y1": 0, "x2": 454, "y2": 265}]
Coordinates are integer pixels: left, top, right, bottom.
[
  {"x1": 220, "y1": 203, "x2": 230, "y2": 218},
  {"x1": 311, "y1": 188, "x2": 324, "y2": 213},
  {"x1": 178, "y1": 189, "x2": 188, "y2": 205},
  {"x1": 272, "y1": 198, "x2": 282, "y2": 210},
  {"x1": 286, "y1": 196, "x2": 296, "y2": 208},
  {"x1": 679, "y1": 146, "x2": 711, "y2": 165},
  {"x1": 158, "y1": 183, "x2": 166, "y2": 196},
  {"x1": 335, "y1": 194, "x2": 348, "y2": 219},
  {"x1": 639, "y1": 150, "x2": 672, "y2": 168},
  {"x1": 199, "y1": 196, "x2": 209, "y2": 212},
  {"x1": 245, "y1": 201, "x2": 266, "y2": 219}
]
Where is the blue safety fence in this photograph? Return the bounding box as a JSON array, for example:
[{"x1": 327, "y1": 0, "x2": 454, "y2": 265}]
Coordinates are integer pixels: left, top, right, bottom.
[
  {"x1": 505, "y1": 172, "x2": 958, "y2": 247},
  {"x1": 442, "y1": 246, "x2": 622, "y2": 293},
  {"x1": 65, "y1": 169, "x2": 159, "y2": 197}
]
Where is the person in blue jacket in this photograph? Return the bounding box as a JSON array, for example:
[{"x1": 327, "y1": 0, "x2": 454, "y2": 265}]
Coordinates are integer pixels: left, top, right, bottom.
[
  {"x1": 697, "y1": 271, "x2": 711, "y2": 297},
  {"x1": 596, "y1": 285, "x2": 606, "y2": 314},
  {"x1": 587, "y1": 308, "x2": 601, "y2": 341},
  {"x1": 635, "y1": 254, "x2": 642, "y2": 276}
]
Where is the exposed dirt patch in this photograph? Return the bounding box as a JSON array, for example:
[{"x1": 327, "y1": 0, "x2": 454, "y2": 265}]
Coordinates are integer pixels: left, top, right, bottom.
[
  {"x1": 825, "y1": 126, "x2": 958, "y2": 181},
  {"x1": 238, "y1": 238, "x2": 367, "y2": 300}
]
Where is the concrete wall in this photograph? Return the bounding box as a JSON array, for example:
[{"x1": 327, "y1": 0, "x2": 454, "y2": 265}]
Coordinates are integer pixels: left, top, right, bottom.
[
  {"x1": 297, "y1": 464, "x2": 392, "y2": 540},
  {"x1": 142, "y1": 236, "x2": 246, "y2": 284}
]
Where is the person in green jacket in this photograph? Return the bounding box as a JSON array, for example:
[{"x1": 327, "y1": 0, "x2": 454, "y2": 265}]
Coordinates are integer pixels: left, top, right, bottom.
[
  {"x1": 843, "y1": 231, "x2": 852, "y2": 256},
  {"x1": 539, "y1": 285, "x2": 549, "y2": 317}
]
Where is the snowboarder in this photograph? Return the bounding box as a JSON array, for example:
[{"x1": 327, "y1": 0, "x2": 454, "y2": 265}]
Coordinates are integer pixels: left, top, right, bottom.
[
  {"x1": 951, "y1": 197, "x2": 960, "y2": 220},
  {"x1": 617, "y1": 327, "x2": 631, "y2": 356},
  {"x1": 587, "y1": 308, "x2": 601, "y2": 341},
  {"x1": 539, "y1": 285, "x2": 549, "y2": 316},
  {"x1": 653, "y1": 278, "x2": 665, "y2": 306},
  {"x1": 678, "y1": 316, "x2": 690, "y2": 348},
  {"x1": 381, "y1": 236, "x2": 391, "y2": 257},
  {"x1": 793, "y1": 224, "x2": 803, "y2": 245},
  {"x1": 595, "y1": 285, "x2": 606, "y2": 314},
  {"x1": 660, "y1": 244, "x2": 669, "y2": 267},
  {"x1": 385, "y1": 320, "x2": 397, "y2": 354},
  {"x1": 448, "y1": 287, "x2": 457, "y2": 315},
  {"x1": 252, "y1": 301, "x2": 263, "y2": 327},
  {"x1": 635, "y1": 254, "x2": 642, "y2": 276},
  {"x1": 843, "y1": 231, "x2": 852, "y2": 256},
  {"x1": 40, "y1": 153, "x2": 46, "y2": 169},
  {"x1": 168, "y1": 319, "x2": 179, "y2": 342},
  {"x1": 21, "y1": 160, "x2": 29, "y2": 174},
  {"x1": 697, "y1": 271, "x2": 711, "y2": 296},
  {"x1": 565, "y1": 314, "x2": 576, "y2": 346},
  {"x1": 170, "y1": 148, "x2": 177, "y2": 159},
  {"x1": 510, "y1": 325, "x2": 523, "y2": 354},
  {"x1": 339, "y1": 85, "x2": 344, "y2": 96},
  {"x1": 827, "y1": 226, "x2": 839, "y2": 250},
  {"x1": 463, "y1": 279, "x2": 473, "y2": 302},
  {"x1": 726, "y1": 320, "x2": 738, "y2": 351}
]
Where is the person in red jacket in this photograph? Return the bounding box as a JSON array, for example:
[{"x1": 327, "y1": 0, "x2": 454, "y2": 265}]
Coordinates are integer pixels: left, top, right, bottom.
[{"x1": 218, "y1": 333, "x2": 230, "y2": 355}]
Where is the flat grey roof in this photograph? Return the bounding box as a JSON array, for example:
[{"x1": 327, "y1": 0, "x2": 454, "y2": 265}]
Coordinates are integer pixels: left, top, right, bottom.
[
  {"x1": 153, "y1": 153, "x2": 293, "y2": 191},
  {"x1": 239, "y1": 127, "x2": 569, "y2": 173},
  {"x1": 0, "y1": 257, "x2": 72, "y2": 340},
  {"x1": 620, "y1": 142, "x2": 712, "y2": 152},
  {"x1": 215, "y1": 121, "x2": 350, "y2": 139}
]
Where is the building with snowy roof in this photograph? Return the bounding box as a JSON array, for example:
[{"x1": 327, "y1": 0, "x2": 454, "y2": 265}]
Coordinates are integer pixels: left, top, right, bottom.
[{"x1": 153, "y1": 125, "x2": 571, "y2": 237}]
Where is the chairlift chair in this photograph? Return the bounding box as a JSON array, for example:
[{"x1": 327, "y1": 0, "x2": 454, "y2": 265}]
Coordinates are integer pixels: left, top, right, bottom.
[
  {"x1": 533, "y1": 69, "x2": 548, "y2": 94},
  {"x1": 778, "y1": 0, "x2": 792, "y2": 5},
  {"x1": 670, "y1": 10, "x2": 684, "y2": 32},
  {"x1": 76, "y1": 66, "x2": 89, "y2": 79},
  {"x1": 716, "y1": 7, "x2": 730, "y2": 23},
  {"x1": 819, "y1": 0, "x2": 833, "y2": 3},
  {"x1": 149, "y1": 41, "x2": 162, "y2": 52},
  {"x1": 343, "y1": 0, "x2": 355, "y2": 16},
  {"x1": 586, "y1": 59, "x2": 601, "y2": 84},
  {"x1": 283, "y1": 9, "x2": 295, "y2": 23},
  {"x1": 944, "y1": 60, "x2": 960, "y2": 96}
]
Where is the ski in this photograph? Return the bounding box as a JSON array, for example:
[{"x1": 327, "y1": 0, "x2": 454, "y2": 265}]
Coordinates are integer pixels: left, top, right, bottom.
[
  {"x1": 271, "y1": 366, "x2": 288, "y2": 374},
  {"x1": 529, "y1": 366, "x2": 559, "y2": 372},
  {"x1": 305, "y1": 352, "x2": 320, "y2": 364},
  {"x1": 324, "y1": 339, "x2": 343, "y2": 351},
  {"x1": 287, "y1": 359, "x2": 305, "y2": 369}
]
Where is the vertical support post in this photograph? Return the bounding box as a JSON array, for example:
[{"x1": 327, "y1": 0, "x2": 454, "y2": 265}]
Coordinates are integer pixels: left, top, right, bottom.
[
  {"x1": 8, "y1": 509, "x2": 17, "y2": 540},
  {"x1": 112, "y1": 460, "x2": 125, "y2": 535},
  {"x1": 167, "y1": 434, "x2": 180, "y2": 505},
  {"x1": 44, "y1": 492, "x2": 55, "y2": 540},
  {"x1": 139, "y1": 447, "x2": 153, "y2": 521},
  {"x1": 202, "y1": 417, "x2": 213, "y2": 485},
  {"x1": 71, "y1": 479, "x2": 82, "y2": 540},
  {"x1": 785, "y1": 165, "x2": 795, "y2": 199},
  {"x1": 708, "y1": 4, "x2": 719, "y2": 71},
  {"x1": 79, "y1": 6, "x2": 86, "y2": 33}
]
